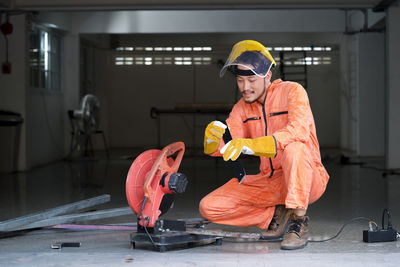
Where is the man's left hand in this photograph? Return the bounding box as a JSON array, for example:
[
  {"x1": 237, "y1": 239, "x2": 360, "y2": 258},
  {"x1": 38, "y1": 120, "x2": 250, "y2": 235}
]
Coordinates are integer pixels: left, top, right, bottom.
[{"x1": 220, "y1": 136, "x2": 277, "y2": 161}]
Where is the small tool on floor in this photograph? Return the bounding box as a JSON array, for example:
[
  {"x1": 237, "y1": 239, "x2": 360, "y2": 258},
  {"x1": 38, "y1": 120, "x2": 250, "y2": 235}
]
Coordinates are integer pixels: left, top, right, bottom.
[{"x1": 51, "y1": 242, "x2": 81, "y2": 249}]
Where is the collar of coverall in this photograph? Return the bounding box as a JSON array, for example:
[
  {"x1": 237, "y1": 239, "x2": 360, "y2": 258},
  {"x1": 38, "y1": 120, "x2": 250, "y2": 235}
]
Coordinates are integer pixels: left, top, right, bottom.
[{"x1": 259, "y1": 78, "x2": 282, "y2": 104}]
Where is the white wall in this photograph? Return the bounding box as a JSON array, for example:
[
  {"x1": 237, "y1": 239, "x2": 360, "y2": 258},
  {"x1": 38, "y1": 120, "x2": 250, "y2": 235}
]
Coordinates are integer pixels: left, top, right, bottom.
[
  {"x1": 340, "y1": 35, "x2": 359, "y2": 154},
  {"x1": 358, "y1": 32, "x2": 385, "y2": 157},
  {"x1": 26, "y1": 90, "x2": 65, "y2": 167},
  {"x1": 0, "y1": 14, "x2": 27, "y2": 171},
  {"x1": 62, "y1": 33, "x2": 81, "y2": 153},
  {"x1": 387, "y1": 4, "x2": 400, "y2": 169}
]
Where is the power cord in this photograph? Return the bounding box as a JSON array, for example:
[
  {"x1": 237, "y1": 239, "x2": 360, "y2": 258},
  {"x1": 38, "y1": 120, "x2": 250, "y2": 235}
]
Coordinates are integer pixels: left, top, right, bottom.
[
  {"x1": 310, "y1": 209, "x2": 399, "y2": 243},
  {"x1": 140, "y1": 197, "x2": 156, "y2": 248},
  {"x1": 309, "y1": 217, "x2": 373, "y2": 242}
]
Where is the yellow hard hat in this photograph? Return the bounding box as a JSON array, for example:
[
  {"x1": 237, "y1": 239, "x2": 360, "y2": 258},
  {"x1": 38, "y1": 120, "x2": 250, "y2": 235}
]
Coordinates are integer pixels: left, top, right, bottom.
[{"x1": 220, "y1": 40, "x2": 276, "y2": 78}]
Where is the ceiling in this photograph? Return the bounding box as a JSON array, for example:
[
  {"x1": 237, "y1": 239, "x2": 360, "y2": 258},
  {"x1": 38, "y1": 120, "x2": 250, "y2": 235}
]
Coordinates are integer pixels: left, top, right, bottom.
[{"x1": 0, "y1": 0, "x2": 391, "y2": 11}]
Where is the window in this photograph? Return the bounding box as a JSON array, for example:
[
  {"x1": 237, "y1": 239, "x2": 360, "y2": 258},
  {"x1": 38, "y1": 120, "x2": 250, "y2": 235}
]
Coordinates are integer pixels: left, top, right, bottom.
[
  {"x1": 272, "y1": 46, "x2": 334, "y2": 66},
  {"x1": 113, "y1": 46, "x2": 213, "y2": 66},
  {"x1": 29, "y1": 25, "x2": 62, "y2": 91}
]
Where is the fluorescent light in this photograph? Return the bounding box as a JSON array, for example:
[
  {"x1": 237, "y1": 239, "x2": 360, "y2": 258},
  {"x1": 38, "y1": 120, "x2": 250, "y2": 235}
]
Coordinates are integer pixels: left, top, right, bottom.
[{"x1": 44, "y1": 32, "x2": 48, "y2": 70}]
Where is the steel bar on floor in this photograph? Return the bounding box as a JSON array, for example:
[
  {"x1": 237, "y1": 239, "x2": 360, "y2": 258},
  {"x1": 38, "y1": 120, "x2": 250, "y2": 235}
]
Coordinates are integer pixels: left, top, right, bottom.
[
  {"x1": 10, "y1": 207, "x2": 132, "y2": 231},
  {"x1": 0, "y1": 194, "x2": 111, "y2": 232}
]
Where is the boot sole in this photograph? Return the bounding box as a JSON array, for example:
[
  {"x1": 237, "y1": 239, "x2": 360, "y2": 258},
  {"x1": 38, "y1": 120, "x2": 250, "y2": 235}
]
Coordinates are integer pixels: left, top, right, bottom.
[
  {"x1": 259, "y1": 224, "x2": 287, "y2": 240},
  {"x1": 280, "y1": 241, "x2": 308, "y2": 250}
]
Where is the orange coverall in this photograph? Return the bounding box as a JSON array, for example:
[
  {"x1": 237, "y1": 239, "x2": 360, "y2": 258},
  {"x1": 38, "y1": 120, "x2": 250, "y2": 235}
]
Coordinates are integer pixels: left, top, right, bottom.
[{"x1": 199, "y1": 79, "x2": 329, "y2": 229}]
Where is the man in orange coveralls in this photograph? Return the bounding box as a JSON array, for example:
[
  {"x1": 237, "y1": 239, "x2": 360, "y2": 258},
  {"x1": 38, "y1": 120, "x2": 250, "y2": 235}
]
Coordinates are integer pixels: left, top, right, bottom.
[{"x1": 199, "y1": 40, "x2": 329, "y2": 250}]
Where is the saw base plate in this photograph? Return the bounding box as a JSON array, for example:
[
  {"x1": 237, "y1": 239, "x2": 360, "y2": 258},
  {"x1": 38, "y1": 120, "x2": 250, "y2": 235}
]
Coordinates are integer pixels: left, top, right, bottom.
[
  {"x1": 130, "y1": 232, "x2": 222, "y2": 252},
  {"x1": 130, "y1": 219, "x2": 222, "y2": 252}
]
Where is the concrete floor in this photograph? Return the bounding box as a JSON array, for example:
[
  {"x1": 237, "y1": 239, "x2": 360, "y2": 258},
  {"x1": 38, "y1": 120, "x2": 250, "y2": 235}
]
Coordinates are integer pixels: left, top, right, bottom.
[{"x1": 1, "y1": 150, "x2": 400, "y2": 266}]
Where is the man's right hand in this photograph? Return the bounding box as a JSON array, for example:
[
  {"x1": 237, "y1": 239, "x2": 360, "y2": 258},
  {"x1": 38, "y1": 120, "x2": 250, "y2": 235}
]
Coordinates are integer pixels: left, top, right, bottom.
[{"x1": 204, "y1": 121, "x2": 227, "y2": 154}]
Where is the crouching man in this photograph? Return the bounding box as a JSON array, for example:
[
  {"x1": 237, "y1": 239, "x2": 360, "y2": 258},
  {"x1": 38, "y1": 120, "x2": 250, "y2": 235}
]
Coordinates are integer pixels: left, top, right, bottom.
[{"x1": 200, "y1": 40, "x2": 329, "y2": 250}]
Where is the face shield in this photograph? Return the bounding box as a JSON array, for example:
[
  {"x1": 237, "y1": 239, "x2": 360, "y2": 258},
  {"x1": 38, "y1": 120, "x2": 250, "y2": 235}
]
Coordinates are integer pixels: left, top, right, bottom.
[{"x1": 220, "y1": 40, "x2": 276, "y2": 78}]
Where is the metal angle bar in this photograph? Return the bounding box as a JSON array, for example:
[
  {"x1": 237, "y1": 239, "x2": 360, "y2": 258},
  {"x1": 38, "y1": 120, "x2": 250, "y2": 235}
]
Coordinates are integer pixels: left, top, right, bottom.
[
  {"x1": 186, "y1": 228, "x2": 262, "y2": 241},
  {"x1": 9, "y1": 207, "x2": 132, "y2": 231},
  {"x1": 46, "y1": 224, "x2": 137, "y2": 231},
  {"x1": 0, "y1": 194, "x2": 110, "y2": 232}
]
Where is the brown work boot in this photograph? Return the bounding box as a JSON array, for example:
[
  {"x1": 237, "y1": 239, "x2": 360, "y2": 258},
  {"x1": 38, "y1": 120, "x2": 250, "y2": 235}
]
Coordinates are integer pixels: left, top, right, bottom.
[
  {"x1": 261, "y1": 205, "x2": 292, "y2": 240},
  {"x1": 280, "y1": 214, "x2": 309, "y2": 250}
]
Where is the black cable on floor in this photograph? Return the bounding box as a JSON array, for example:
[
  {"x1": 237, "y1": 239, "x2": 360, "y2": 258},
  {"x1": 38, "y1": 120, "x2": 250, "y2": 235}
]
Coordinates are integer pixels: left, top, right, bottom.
[{"x1": 309, "y1": 217, "x2": 373, "y2": 242}]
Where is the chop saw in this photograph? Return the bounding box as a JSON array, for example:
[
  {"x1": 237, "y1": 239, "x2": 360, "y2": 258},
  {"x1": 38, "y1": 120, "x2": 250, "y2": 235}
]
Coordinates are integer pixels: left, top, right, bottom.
[{"x1": 125, "y1": 142, "x2": 222, "y2": 252}]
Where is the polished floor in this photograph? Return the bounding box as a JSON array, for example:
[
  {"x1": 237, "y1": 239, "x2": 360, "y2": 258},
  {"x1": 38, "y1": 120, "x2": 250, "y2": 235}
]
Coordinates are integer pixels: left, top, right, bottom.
[{"x1": 1, "y1": 149, "x2": 400, "y2": 266}]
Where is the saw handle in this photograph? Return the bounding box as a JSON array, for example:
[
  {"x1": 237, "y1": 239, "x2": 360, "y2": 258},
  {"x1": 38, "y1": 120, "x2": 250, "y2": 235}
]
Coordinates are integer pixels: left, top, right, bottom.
[{"x1": 144, "y1": 142, "x2": 185, "y2": 202}]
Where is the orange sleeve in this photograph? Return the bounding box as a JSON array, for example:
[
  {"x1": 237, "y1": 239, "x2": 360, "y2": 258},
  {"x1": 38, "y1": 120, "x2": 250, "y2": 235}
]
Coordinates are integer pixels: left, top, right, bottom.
[
  {"x1": 273, "y1": 83, "x2": 312, "y2": 150},
  {"x1": 209, "y1": 102, "x2": 246, "y2": 157}
]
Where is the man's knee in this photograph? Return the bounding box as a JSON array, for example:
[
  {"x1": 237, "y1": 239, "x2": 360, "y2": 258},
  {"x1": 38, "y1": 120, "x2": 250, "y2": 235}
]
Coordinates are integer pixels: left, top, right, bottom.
[
  {"x1": 199, "y1": 194, "x2": 236, "y2": 221},
  {"x1": 199, "y1": 195, "x2": 212, "y2": 219}
]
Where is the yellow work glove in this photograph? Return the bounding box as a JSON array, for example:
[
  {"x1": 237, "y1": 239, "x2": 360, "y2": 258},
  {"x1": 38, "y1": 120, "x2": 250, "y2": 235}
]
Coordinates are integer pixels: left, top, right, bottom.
[
  {"x1": 204, "y1": 121, "x2": 227, "y2": 154},
  {"x1": 220, "y1": 136, "x2": 277, "y2": 161}
]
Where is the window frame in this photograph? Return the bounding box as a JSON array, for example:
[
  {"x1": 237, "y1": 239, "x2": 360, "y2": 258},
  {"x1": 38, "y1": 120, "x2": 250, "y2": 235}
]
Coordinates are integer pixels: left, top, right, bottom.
[{"x1": 29, "y1": 24, "x2": 63, "y2": 92}]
